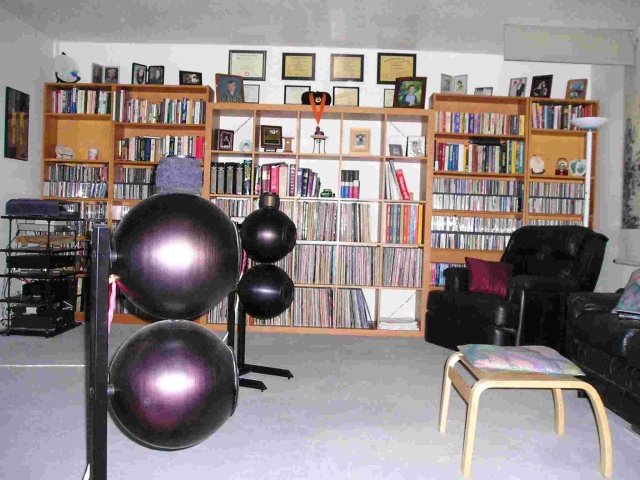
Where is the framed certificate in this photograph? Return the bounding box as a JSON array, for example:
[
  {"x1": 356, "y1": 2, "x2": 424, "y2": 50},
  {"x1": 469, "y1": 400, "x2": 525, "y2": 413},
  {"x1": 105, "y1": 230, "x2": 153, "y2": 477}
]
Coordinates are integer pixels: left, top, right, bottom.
[
  {"x1": 377, "y1": 52, "x2": 417, "y2": 85},
  {"x1": 333, "y1": 86, "x2": 360, "y2": 107},
  {"x1": 228, "y1": 50, "x2": 266, "y2": 81},
  {"x1": 243, "y1": 84, "x2": 260, "y2": 103},
  {"x1": 330, "y1": 54, "x2": 364, "y2": 82},
  {"x1": 282, "y1": 53, "x2": 315, "y2": 80},
  {"x1": 284, "y1": 85, "x2": 311, "y2": 105}
]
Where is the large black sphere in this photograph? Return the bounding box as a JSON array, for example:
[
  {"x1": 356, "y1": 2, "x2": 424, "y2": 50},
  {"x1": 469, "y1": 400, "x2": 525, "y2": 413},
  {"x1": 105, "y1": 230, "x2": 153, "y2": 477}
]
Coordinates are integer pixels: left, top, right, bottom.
[
  {"x1": 237, "y1": 264, "x2": 294, "y2": 319},
  {"x1": 108, "y1": 320, "x2": 238, "y2": 451},
  {"x1": 112, "y1": 193, "x2": 241, "y2": 320},
  {"x1": 240, "y1": 205, "x2": 296, "y2": 264}
]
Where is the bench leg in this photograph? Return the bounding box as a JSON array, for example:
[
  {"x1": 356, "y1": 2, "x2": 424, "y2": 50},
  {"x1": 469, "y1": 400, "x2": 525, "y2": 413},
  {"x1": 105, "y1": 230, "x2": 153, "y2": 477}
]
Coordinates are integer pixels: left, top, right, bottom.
[
  {"x1": 579, "y1": 383, "x2": 613, "y2": 477},
  {"x1": 439, "y1": 352, "x2": 462, "y2": 434},
  {"x1": 461, "y1": 385, "x2": 485, "y2": 478},
  {"x1": 552, "y1": 389, "x2": 564, "y2": 435}
]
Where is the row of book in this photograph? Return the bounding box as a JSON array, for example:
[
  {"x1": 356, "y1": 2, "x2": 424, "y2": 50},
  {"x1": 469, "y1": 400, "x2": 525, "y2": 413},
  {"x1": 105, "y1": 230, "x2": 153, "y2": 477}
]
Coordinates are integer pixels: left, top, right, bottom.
[
  {"x1": 210, "y1": 160, "x2": 252, "y2": 195},
  {"x1": 44, "y1": 181, "x2": 108, "y2": 198},
  {"x1": 385, "y1": 160, "x2": 412, "y2": 200},
  {"x1": 435, "y1": 112, "x2": 525, "y2": 135},
  {"x1": 296, "y1": 201, "x2": 338, "y2": 241},
  {"x1": 292, "y1": 288, "x2": 333, "y2": 328},
  {"x1": 385, "y1": 204, "x2": 424, "y2": 244},
  {"x1": 47, "y1": 165, "x2": 108, "y2": 183},
  {"x1": 335, "y1": 289, "x2": 374, "y2": 329},
  {"x1": 335, "y1": 246, "x2": 378, "y2": 286},
  {"x1": 430, "y1": 262, "x2": 465, "y2": 286},
  {"x1": 339, "y1": 203, "x2": 372, "y2": 243},
  {"x1": 382, "y1": 247, "x2": 423, "y2": 288},
  {"x1": 77, "y1": 202, "x2": 108, "y2": 235},
  {"x1": 114, "y1": 167, "x2": 154, "y2": 184},
  {"x1": 529, "y1": 181, "x2": 585, "y2": 199},
  {"x1": 431, "y1": 216, "x2": 523, "y2": 234},
  {"x1": 256, "y1": 163, "x2": 322, "y2": 198},
  {"x1": 340, "y1": 170, "x2": 360, "y2": 198},
  {"x1": 113, "y1": 183, "x2": 155, "y2": 200},
  {"x1": 433, "y1": 178, "x2": 524, "y2": 196},
  {"x1": 50, "y1": 88, "x2": 112, "y2": 115},
  {"x1": 530, "y1": 103, "x2": 594, "y2": 130},
  {"x1": 117, "y1": 135, "x2": 205, "y2": 161},
  {"x1": 528, "y1": 198, "x2": 585, "y2": 215},
  {"x1": 435, "y1": 139, "x2": 525, "y2": 174},
  {"x1": 211, "y1": 198, "x2": 253, "y2": 218},
  {"x1": 528, "y1": 219, "x2": 582, "y2": 226},
  {"x1": 431, "y1": 232, "x2": 511, "y2": 250},
  {"x1": 293, "y1": 245, "x2": 334, "y2": 284},
  {"x1": 112, "y1": 92, "x2": 206, "y2": 124},
  {"x1": 432, "y1": 194, "x2": 522, "y2": 212}
]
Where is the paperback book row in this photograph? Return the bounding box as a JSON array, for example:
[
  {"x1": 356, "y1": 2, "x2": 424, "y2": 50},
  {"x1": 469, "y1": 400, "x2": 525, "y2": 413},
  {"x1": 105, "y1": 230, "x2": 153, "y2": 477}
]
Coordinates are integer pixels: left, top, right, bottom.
[
  {"x1": 431, "y1": 216, "x2": 523, "y2": 234},
  {"x1": 431, "y1": 232, "x2": 512, "y2": 250},
  {"x1": 339, "y1": 203, "x2": 372, "y2": 243},
  {"x1": 50, "y1": 88, "x2": 112, "y2": 115},
  {"x1": 382, "y1": 247, "x2": 423, "y2": 288},
  {"x1": 435, "y1": 112, "x2": 525, "y2": 135},
  {"x1": 385, "y1": 160, "x2": 413, "y2": 200},
  {"x1": 112, "y1": 92, "x2": 206, "y2": 124},
  {"x1": 385, "y1": 204, "x2": 424, "y2": 244},
  {"x1": 336, "y1": 246, "x2": 378, "y2": 286},
  {"x1": 430, "y1": 262, "x2": 465, "y2": 286},
  {"x1": 530, "y1": 103, "x2": 594, "y2": 130},
  {"x1": 435, "y1": 139, "x2": 525, "y2": 174},
  {"x1": 117, "y1": 135, "x2": 205, "y2": 161}
]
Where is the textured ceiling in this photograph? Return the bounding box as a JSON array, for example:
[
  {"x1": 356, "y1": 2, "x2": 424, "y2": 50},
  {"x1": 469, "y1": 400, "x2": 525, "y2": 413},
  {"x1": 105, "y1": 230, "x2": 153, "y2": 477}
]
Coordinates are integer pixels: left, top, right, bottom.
[{"x1": 1, "y1": 0, "x2": 639, "y2": 54}]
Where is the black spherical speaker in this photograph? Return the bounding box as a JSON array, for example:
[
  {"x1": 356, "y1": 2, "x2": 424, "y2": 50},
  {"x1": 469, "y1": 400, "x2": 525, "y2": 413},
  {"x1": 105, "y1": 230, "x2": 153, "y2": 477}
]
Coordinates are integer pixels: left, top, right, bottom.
[
  {"x1": 108, "y1": 320, "x2": 238, "y2": 450},
  {"x1": 237, "y1": 263, "x2": 294, "y2": 319},
  {"x1": 112, "y1": 193, "x2": 241, "y2": 320}
]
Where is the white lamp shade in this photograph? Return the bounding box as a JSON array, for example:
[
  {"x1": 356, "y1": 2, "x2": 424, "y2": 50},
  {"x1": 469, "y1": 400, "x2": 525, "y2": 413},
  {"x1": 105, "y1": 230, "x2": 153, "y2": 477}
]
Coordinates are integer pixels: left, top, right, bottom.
[{"x1": 570, "y1": 116, "x2": 608, "y2": 130}]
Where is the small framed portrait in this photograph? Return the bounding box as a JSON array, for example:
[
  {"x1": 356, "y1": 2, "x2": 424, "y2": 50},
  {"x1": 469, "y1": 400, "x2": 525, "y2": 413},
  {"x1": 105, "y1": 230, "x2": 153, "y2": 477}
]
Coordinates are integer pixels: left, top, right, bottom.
[
  {"x1": 383, "y1": 89, "x2": 394, "y2": 108},
  {"x1": 453, "y1": 75, "x2": 468, "y2": 94},
  {"x1": 216, "y1": 73, "x2": 244, "y2": 103},
  {"x1": 104, "y1": 67, "x2": 119, "y2": 84},
  {"x1": 229, "y1": 50, "x2": 267, "y2": 81},
  {"x1": 260, "y1": 125, "x2": 283, "y2": 151},
  {"x1": 406, "y1": 135, "x2": 426, "y2": 158},
  {"x1": 349, "y1": 128, "x2": 371, "y2": 154},
  {"x1": 474, "y1": 87, "x2": 493, "y2": 96},
  {"x1": 243, "y1": 84, "x2": 260, "y2": 103},
  {"x1": 91, "y1": 63, "x2": 103, "y2": 83},
  {"x1": 531, "y1": 75, "x2": 553, "y2": 98},
  {"x1": 284, "y1": 85, "x2": 311, "y2": 105},
  {"x1": 147, "y1": 66, "x2": 164, "y2": 85},
  {"x1": 376, "y1": 52, "x2": 416, "y2": 84},
  {"x1": 388, "y1": 144, "x2": 404, "y2": 156},
  {"x1": 509, "y1": 77, "x2": 527, "y2": 97},
  {"x1": 441, "y1": 74, "x2": 452, "y2": 93},
  {"x1": 393, "y1": 76, "x2": 427, "y2": 108},
  {"x1": 333, "y1": 86, "x2": 359, "y2": 107},
  {"x1": 282, "y1": 52, "x2": 316, "y2": 80},
  {"x1": 330, "y1": 54, "x2": 364, "y2": 82},
  {"x1": 566, "y1": 79, "x2": 588, "y2": 100},
  {"x1": 132, "y1": 63, "x2": 147, "y2": 84},
  {"x1": 179, "y1": 71, "x2": 203, "y2": 86},
  {"x1": 214, "y1": 129, "x2": 235, "y2": 151}
]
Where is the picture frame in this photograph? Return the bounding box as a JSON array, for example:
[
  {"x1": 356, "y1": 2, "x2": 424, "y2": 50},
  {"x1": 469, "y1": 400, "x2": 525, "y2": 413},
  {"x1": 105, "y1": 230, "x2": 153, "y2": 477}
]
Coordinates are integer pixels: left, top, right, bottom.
[
  {"x1": 243, "y1": 84, "x2": 260, "y2": 104},
  {"x1": 4, "y1": 87, "x2": 29, "y2": 161},
  {"x1": 330, "y1": 54, "x2": 364, "y2": 82},
  {"x1": 474, "y1": 87, "x2": 493, "y2": 96},
  {"x1": 214, "y1": 129, "x2": 235, "y2": 151},
  {"x1": 441, "y1": 74, "x2": 452, "y2": 93},
  {"x1": 383, "y1": 89, "x2": 395, "y2": 108},
  {"x1": 531, "y1": 75, "x2": 553, "y2": 98},
  {"x1": 393, "y1": 76, "x2": 427, "y2": 109},
  {"x1": 132, "y1": 63, "x2": 147, "y2": 85},
  {"x1": 228, "y1": 50, "x2": 267, "y2": 81},
  {"x1": 377, "y1": 52, "x2": 416, "y2": 85},
  {"x1": 284, "y1": 85, "x2": 311, "y2": 105},
  {"x1": 566, "y1": 79, "x2": 588, "y2": 100},
  {"x1": 388, "y1": 144, "x2": 404, "y2": 156},
  {"x1": 260, "y1": 125, "x2": 283, "y2": 151},
  {"x1": 406, "y1": 135, "x2": 426, "y2": 158},
  {"x1": 179, "y1": 71, "x2": 202, "y2": 86},
  {"x1": 147, "y1": 66, "x2": 164, "y2": 85},
  {"x1": 333, "y1": 86, "x2": 360, "y2": 107},
  {"x1": 349, "y1": 128, "x2": 371, "y2": 153},
  {"x1": 453, "y1": 75, "x2": 468, "y2": 94},
  {"x1": 509, "y1": 77, "x2": 527, "y2": 97},
  {"x1": 282, "y1": 53, "x2": 316, "y2": 80},
  {"x1": 104, "y1": 67, "x2": 119, "y2": 84},
  {"x1": 216, "y1": 73, "x2": 244, "y2": 103},
  {"x1": 91, "y1": 63, "x2": 103, "y2": 83}
]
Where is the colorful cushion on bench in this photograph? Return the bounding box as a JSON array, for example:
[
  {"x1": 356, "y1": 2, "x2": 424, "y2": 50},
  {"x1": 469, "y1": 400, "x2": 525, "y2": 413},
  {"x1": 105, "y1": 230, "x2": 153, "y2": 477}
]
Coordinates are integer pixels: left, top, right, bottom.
[{"x1": 612, "y1": 268, "x2": 640, "y2": 319}]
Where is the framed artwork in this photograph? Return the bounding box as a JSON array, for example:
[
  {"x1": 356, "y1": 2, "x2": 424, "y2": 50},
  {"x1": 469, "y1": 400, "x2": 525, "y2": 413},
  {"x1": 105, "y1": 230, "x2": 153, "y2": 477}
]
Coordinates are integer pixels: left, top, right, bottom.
[
  {"x1": 243, "y1": 84, "x2": 260, "y2": 104},
  {"x1": 260, "y1": 125, "x2": 283, "y2": 151},
  {"x1": 566, "y1": 79, "x2": 588, "y2": 99},
  {"x1": 132, "y1": 63, "x2": 147, "y2": 84},
  {"x1": 284, "y1": 85, "x2": 310, "y2": 105},
  {"x1": 282, "y1": 53, "x2": 316, "y2": 80},
  {"x1": 330, "y1": 54, "x2": 364, "y2": 82},
  {"x1": 216, "y1": 74, "x2": 244, "y2": 102},
  {"x1": 229, "y1": 50, "x2": 267, "y2": 81},
  {"x1": 333, "y1": 86, "x2": 360, "y2": 107},
  {"x1": 4, "y1": 87, "x2": 29, "y2": 161},
  {"x1": 531, "y1": 75, "x2": 553, "y2": 98},
  {"x1": 376, "y1": 52, "x2": 416, "y2": 84},
  {"x1": 393, "y1": 77, "x2": 427, "y2": 108},
  {"x1": 406, "y1": 135, "x2": 426, "y2": 158},
  {"x1": 179, "y1": 71, "x2": 202, "y2": 85},
  {"x1": 453, "y1": 75, "x2": 468, "y2": 94},
  {"x1": 214, "y1": 129, "x2": 234, "y2": 151},
  {"x1": 104, "y1": 67, "x2": 119, "y2": 84},
  {"x1": 509, "y1": 77, "x2": 527, "y2": 97},
  {"x1": 388, "y1": 144, "x2": 404, "y2": 156},
  {"x1": 91, "y1": 63, "x2": 103, "y2": 83},
  {"x1": 474, "y1": 87, "x2": 493, "y2": 96},
  {"x1": 441, "y1": 74, "x2": 452, "y2": 93},
  {"x1": 349, "y1": 128, "x2": 371, "y2": 153},
  {"x1": 383, "y1": 89, "x2": 395, "y2": 108},
  {"x1": 147, "y1": 66, "x2": 164, "y2": 85}
]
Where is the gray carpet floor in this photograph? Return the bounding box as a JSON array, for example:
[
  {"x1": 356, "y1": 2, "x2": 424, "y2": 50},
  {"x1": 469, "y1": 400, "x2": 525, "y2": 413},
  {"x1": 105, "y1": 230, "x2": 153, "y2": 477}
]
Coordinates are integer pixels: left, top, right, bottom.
[{"x1": 0, "y1": 323, "x2": 638, "y2": 479}]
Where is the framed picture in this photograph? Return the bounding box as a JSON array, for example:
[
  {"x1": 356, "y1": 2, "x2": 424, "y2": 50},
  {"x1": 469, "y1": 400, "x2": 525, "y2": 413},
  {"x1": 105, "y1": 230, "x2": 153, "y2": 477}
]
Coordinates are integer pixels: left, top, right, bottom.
[
  {"x1": 406, "y1": 135, "x2": 426, "y2": 158},
  {"x1": 132, "y1": 63, "x2": 147, "y2": 84},
  {"x1": 566, "y1": 79, "x2": 588, "y2": 100},
  {"x1": 333, "y1": 86, "x2": 359, "y2": 107},
  {"x1": 474, "y1": 87, "x2": 493, "y2": 96},
  {"x1": 91, "y1": 63, "x2": 103, "y2": 83},
  {"x1": 260, "y1": 125, "x2": 283, "y2": 151},
  {"x1": 393, "y1": 77, "x2": 427, "y2": 108},
  {"x1": 104, "y1": 67, "x2": 119, "y2": 84},
  {"x1": 389, "y1": 144, "x2": 404, "y2": 156},
  {"x1": 4, "y1": 87, "x2": 29, "y2": 161},
  {"x1": 243, "y1": 84, "x2": 260, "y2": 104},
  {"x1": 216, "y1": 73, "x2": 244, "y2": 102},
  {"x1": 383, "y1": 89, "x2": 395, "y2": 108},
  {"x1": 147, "y1": 66, "x2": 164, "y2": 85},
  {"x1": 330, "y1": 54, "x2": 364, "y2": 82},
  {"x1": 284, "y1": 85, "x2": 310, "y2": 105},
  {"x1": 531, "y1": 75, "x2": 553, "y2": 98},
  {"x1": 509, "y1": 77, "x2": 527, "y2": 97},
  {"x1": 214, "y1": 129, "x2": 234, "y2": 151},
  {"x1": 441, "y1": 74, "x2": 452, "y2": 93},
  {"x1": 453, "y1": 75, "x2": 468, "y2": 94},
  {"x1": 349, "y1": 128, "x2": 371, "y2": 153},
  {"x1": 377, "y1": 52, "x2": 416, "y2": 84},
  {"x1": 282, "y1": 53, "x2": 315, "y2": 80},
  {"x1": 229, "y1": 50, "x2": 267, "y2": 81},
  {"x1": 179, "y1": 71, "x2": 202, "y2": 86}
]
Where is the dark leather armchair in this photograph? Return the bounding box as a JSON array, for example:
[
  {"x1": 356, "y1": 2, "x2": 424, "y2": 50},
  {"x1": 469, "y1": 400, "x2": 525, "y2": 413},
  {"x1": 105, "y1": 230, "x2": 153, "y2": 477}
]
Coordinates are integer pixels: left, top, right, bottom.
[{"x1": 425, "y1": 226, "x2": 608, "y2": 354}]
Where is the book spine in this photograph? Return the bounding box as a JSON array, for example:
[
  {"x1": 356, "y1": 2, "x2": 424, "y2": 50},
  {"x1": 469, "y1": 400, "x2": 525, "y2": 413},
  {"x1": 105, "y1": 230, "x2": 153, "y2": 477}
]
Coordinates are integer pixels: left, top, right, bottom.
[{"x1": 395, "y1": 169, "x2": 411, "y2": 201}]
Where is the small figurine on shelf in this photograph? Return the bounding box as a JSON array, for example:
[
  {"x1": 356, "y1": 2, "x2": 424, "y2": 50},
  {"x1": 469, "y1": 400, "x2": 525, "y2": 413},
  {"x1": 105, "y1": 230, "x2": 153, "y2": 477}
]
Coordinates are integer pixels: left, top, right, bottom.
[
  {"x1": 530, "y1": 155, "x2": 545, "y2": 175},
  {"x1": 311, "y1": 125, "x2": 327, "y2": 154},
  {"x1": 283, "y1": 137, "x2": 294, "y2": 153},
  {"x1": 555, "y1": 157, "x2": 569, "y2": 176},
  {"x1": 314, "y1": 126, "x2": 324, "y2": 136},
  {"x1": 320, "y1": 189, "x2": 335, "y2": 198}
]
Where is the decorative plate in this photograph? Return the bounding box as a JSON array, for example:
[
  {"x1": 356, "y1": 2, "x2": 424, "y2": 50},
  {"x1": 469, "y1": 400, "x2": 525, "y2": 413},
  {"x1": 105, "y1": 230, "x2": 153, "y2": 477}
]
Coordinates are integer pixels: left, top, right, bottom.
[
  {"x1": 239, "y1": 140, "x2": 253, "y2": 152},
  {"x1": 570, "y1": 159, "x2": 586, "y2": 176}
]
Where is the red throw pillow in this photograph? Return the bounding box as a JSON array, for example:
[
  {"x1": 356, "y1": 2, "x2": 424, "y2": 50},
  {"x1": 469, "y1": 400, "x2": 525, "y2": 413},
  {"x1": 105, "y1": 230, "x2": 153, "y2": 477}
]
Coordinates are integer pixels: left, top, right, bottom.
[{"x1": 465, "y1": 257, "x2": 512, "y2": 297}]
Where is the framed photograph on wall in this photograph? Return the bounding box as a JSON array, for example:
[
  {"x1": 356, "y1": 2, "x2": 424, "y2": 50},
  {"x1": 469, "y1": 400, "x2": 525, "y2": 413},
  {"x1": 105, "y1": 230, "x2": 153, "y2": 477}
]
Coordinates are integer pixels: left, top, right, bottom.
[
  {"x1": 147, "y1": 66, "x2": 164, "y2": 85},
  {"x1": 104, "y1": 67, "x2": 119, "y2": 84},
  {"x1": 284, "y1": 85, "x2": 311, "y2": 105},
  {"x1": 216, "y1": 73, "x2": 244, "y2": 102},
  {"x1": 509, "y1": 77, "x2": 527, "y2": 97},
  {"x1": 330, "y1": 54, "x2": 364, "y2": 82},
  {"x1": 333, "y1": 86, "x2": 360, "y2": 107},
  {"x1": 91, "y1": 63, "x2": 103, "y2": 83},
  {"x1": 349, "y1": 128, "x2": 371, "y2": 153},
  {"x1": 531, "y1": 75, "x2": 553, "y2": 98},
  {"x1": 4, "y1": 87, "x2": 29, "y2": 161},
  {"x1": 179, "y1": 71, "x2": 202, "y2": 85},
  {"x1": 229, "y1": 50, "x2": 267, "y2": 81},
  {"x1": 243, "y1": 84, "x2": 260, "y2": 103},
  {"x1": 376, "y1": 52, "x2": 416, "y2": 84},
  {"x1": 383, "y1": 89, "x2": 395, "y2": 108},
  {"x1": 282, "y1": 53, "x2": 316, "y2": 80},
  {"x1": 393, "y1": 76, "x2": 427, "y2": 108},
  {"x1": 566, "y1": 79, "x2": 588, "y2": 99},
  {"x1": 132, "y1": 63, "x2": 147, "y2": 84}
]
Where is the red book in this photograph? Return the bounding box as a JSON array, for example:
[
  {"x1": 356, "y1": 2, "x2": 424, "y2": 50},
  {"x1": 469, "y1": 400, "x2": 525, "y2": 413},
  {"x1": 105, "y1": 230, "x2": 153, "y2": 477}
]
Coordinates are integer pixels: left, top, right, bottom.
[
  {"x1": 270, "y1": 164, "x2": 279, "y2": 193},
  {"x1": 395, "y1": 169, "x2": 411, "y2": 200}
]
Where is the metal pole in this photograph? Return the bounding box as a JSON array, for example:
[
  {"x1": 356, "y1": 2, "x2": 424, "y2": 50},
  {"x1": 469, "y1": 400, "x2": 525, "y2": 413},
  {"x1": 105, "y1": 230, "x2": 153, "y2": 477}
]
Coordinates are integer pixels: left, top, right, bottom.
[{"x1": 583, "y1": 129, "x2": 593, "y2": 227}]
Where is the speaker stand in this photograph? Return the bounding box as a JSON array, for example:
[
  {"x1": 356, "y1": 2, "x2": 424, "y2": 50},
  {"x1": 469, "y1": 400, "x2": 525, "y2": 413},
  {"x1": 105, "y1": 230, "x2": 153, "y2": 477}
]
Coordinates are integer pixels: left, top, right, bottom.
[{"x1": 226, "y1": 290, "x2": 293, "y2": 391}]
